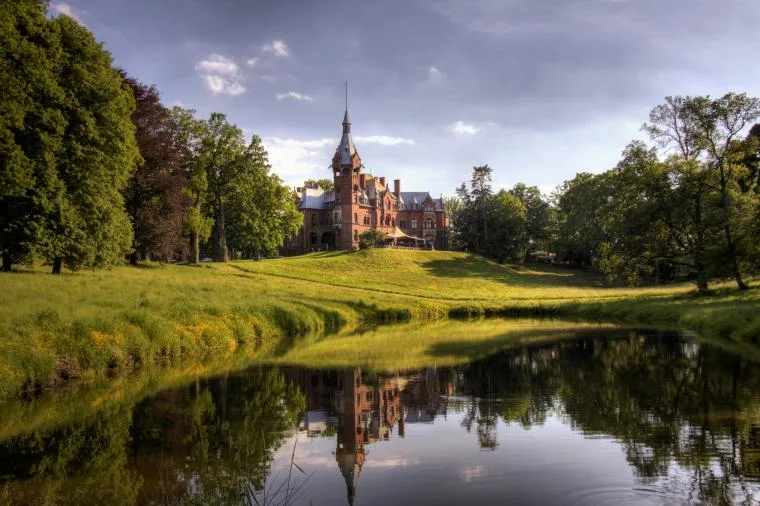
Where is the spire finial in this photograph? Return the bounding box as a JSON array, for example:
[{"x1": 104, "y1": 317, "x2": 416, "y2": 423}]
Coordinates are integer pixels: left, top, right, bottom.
[{"x1": 345, "y1": 80, "x2": 348, "y2": 112}]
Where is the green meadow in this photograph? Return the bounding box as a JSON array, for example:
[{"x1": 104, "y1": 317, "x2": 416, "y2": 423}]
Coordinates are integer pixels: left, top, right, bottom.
[{"x1": 1, "y1": 249, "x2": 759, "y2": 402}]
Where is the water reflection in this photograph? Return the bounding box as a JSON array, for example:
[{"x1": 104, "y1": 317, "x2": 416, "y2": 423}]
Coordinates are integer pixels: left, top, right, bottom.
[{"x1": 2, "y1": 327, "x2": 760, "y2": 505}]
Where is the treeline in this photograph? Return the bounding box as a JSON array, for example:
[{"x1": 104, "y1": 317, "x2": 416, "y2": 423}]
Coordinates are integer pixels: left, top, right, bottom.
[
  {"x1": 1, "y1": 1, "x2": 301, "y2": 273},
  {"x1": 447, "y1": 93, "x2": 760, "y2": 292}
]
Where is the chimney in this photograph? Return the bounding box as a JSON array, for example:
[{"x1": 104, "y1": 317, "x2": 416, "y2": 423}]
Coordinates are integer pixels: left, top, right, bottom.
[
  {"x1": 394, "y1": 179, "x2": 401, "y2": 196},
  {"x1": 379, "y1": 177, "x2": 386, "y2": 187},
  {"x1": 359, "y1": 174, "x2": 366, "y2": 188}
]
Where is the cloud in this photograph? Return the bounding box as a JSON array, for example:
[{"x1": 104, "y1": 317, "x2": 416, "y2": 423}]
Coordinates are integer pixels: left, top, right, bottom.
[
  {"x1": 195, "y1": 54, "x2": 245, "y2": 96},
  {"x1": 263, "y1": 137, "x2": 336, "y2": 185},
  {"x1": 428, "y1": 66, "x2": 443, "y2": 83},
  {"x1": 262, "y1": 40, "x2": 290, "y2": 57},
  {"x1": 246, "y1": 57, "x2": 259, "y2": 67},
  {"x1": 450, "y1": 121, "x2": 480, "y2": 135},
  {"x1": 355, "y1": 135, "x2": 415, "y2": 146},
  {"x1": 276, "y1": 91, "x2": 314, "y2": 102},
  {"x1": 260, "y1": 75, "x2": 276, "y2": 83},
  {"x1": 50, "y1": 2, "x2": 84, "y2": 24}
]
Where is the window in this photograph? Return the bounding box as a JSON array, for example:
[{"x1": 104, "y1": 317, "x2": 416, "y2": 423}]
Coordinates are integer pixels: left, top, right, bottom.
[
  {"x1": 354, "y1": 213, "x2": 358, "y2": 224},
  {"x1": 392, "y1": 217, "x2": 395, "y2": 227},
  {"x1": 411, "y1": 219, "x2": 417, "y2": 229},
  {"x1": 310, "y1": 233, "x2": 317, "y2": 244},
  {"x1": 311, "y1": 214, "x2": 317, "y2": 226},
  {"x1": 424, "y1": 205, "x2": 434, "y2": 212},
  {"x1": 400, "y1": 220, "x2": 407, "y2": 229},
  {"x1": 364, "y1": 215, "x2": 370, "y2": 225},
  {"x1": 424, "y1": 217, "x2": 433, "y2": 229},
  {"x1": 334, "y1": 212, "x2": 339, "y2": 224},
  {"x1": 386, "y1": 201, "x2": 391, "y2": 210},
  {"x1": 353, "y1": 230, "x2": 358, "y2": 242}
]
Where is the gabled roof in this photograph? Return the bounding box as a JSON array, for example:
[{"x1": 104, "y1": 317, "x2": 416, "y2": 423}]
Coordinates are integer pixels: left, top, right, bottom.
[
  {"x1": 399, "y1": 192, "x2": 444, "y2": 211},
  {"x1": 299, "y1": 188, "x2": 334, "y2": 210}
]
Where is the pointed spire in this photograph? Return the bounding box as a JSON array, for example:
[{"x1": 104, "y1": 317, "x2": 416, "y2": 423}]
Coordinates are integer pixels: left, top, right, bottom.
[{"x1": 342, "y1": 81, "x2": 351, "y2": 133}]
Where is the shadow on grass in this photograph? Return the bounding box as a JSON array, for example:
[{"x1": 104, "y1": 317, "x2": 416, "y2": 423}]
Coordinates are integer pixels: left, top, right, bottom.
[
  {"x1": 420, "y1": 256, "x2": 604, "y2": 288},
  {"x1": 425, "y1": 326, "x2": 670, "y2": 362}
]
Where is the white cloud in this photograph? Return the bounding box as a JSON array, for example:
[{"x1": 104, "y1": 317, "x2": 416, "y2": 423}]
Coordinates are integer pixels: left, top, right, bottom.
[
  {"x1": 51, "y1": 2, "x2": 83, "y2": 24},
  {"x1": 428, "y1": 66, "x2": 443, "y2": 83},
  {"x1": 263, "y1": 137, "x2": 336, "y2": 185},
  {"x1": 246, "y1": 57, "x2": 259, "y2": 67},
  {"x1": 451, "y1": 121, "x2": 480, "y2": 135},
  {"x1": 260, "y1": 75, "x2": 277, "y2": 83},
  {"x1": 276, "y1": 91, "x2": 314, "y2": 102},
  {"x1": 195, "y1": 54, "x2": 245, "y2": 96},
  {"x1": 262, "y1": 40, "x2": 290, "y2": 57},
  {"x1": 355, "y1": 135, "x2": 415, "y2": 146}
]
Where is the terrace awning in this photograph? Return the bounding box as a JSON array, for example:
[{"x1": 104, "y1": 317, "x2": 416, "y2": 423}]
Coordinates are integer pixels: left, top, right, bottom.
[{"x1": 383, "y1": 227, "x2": 424, "y2": 241}]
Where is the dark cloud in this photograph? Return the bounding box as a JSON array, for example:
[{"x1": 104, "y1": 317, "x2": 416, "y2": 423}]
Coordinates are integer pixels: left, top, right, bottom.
[{"x1": 62, "y1": 0, "x2": 760, "y2": 194}]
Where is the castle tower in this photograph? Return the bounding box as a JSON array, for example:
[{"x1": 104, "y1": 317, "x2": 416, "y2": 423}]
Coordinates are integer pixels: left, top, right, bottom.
[{"x1": 331, "y1": 105, "x2": 362, "y2": 250}]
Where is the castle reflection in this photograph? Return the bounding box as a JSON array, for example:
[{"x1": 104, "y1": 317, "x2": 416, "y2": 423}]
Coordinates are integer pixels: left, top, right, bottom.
[{"x1": 284, "y1": 367, "x2": 455, "y2": 505}]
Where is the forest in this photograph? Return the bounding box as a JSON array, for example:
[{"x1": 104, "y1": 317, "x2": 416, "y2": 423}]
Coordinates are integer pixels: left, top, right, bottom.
[
  {"x1": 1, "y1": 0, "x2": 302, "y2": 274},
  {"x1": 447, "y1": 94, "x2": 760, "y2": 292}
]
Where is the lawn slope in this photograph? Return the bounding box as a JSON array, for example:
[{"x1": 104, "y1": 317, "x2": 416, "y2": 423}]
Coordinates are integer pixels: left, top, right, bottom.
[{"x1": 1, "y1": 249, "x2": 758, "y2": 402}]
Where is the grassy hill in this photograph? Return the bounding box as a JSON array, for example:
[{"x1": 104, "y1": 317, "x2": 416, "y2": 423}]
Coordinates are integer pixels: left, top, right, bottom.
[{"x1": 1, "y1": 249, "x2": 758, "y2": 401}]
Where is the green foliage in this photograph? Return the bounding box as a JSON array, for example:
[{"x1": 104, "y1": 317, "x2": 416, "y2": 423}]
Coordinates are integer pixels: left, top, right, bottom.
[
  {"x1": 226, "y1": 136, "x2": 303, "y2": 259},
  {"x1": 358, "y1": 229, "x2": 384, "y2": 249},
  {"x1": 303, "y1": 178, "x2": 334, "y2": 191}
]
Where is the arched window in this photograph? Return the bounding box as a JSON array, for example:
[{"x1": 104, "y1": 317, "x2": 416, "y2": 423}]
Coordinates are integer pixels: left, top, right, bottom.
[
  {"x1": 353, "y1": 230, "x2": 358, "y2": 242},
  {"x1": 354, "y1": 213, "x2": 358, "y2": 224},
  {"x1": 310, "y1": 233, "x2": 317, "y2": 244},
  {"x1": 311, "y1": 214, "x2": 317, "y2": 226},
  {"x1": 424, "y1": 218, "x2": 433, "y2": 229}
]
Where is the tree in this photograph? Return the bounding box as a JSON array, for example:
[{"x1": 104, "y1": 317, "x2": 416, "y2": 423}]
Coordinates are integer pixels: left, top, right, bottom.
[
  {"x1": 193, "y1": 113, "x2": 247, "y2": 263},
  {"x1": 171, "y1": 106, "x2": 212, "y2": 264},
  {"x1": 644, "y1": 93, "x2": 760, "y2": 290},
  {"x1": 358, "y1": 229, "x2": 384, "y2": 250},
  {"x1": 470, "y1": 165, "x2": 493, "y2": 252},
  {"x1": 122, "y1": 74, "x2": 188, "y2": 264},
  {"x1": 485, "y1": 190, "x2": 528, "y2": 263},
  {"x1": 226, "y1": 136, "x2": 303, "y2": 259},
  {"x1": 0, "y1": 0, "x2": 65, "y2": 271},
  {"x1": 37, "y1": 15, "x2": 139, "y2": 273},
  {"x1": 303, "y1": 178, "x2": 333, "y2": 192},
  {"x1": 509, "y1": 183, "x2": 551, "y2": 258}
]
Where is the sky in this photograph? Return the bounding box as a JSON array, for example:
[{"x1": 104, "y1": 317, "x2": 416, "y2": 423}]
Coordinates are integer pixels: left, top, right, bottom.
[{"x1": 49, "y1": 0, "x2": 760, "y2": 197}]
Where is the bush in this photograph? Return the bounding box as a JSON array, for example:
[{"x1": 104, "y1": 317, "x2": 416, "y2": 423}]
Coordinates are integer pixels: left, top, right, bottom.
[{"x1": 358, "y1": 230, "x2": 385, "y2": 250}]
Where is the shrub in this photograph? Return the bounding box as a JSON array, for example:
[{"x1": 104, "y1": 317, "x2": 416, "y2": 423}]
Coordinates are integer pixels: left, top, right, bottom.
[{"x1": 358, "y1": 230, "x2": 385, "y2": 250}]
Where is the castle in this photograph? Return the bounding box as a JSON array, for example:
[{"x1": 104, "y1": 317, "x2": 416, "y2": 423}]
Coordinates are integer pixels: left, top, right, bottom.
[{"x1": 281, "y1": 108, "x2": 449, "y2": 255}]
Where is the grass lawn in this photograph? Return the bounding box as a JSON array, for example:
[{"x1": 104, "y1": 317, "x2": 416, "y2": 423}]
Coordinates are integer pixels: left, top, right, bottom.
[{"x1": 1, "y1": 249, "x2": 758, "y2": 402}]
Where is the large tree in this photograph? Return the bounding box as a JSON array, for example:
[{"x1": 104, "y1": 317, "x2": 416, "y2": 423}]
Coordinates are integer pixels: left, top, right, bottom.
[
  {"x1": 0, "y1": 0, "x2": 65, "y2": 271},
  {"x1": 36, "y1": 15, "x2": 140, "y2": 273},
  {"x1": 226, "y1": 136, "x2": 302, "y2": 259},
  {"x1": 122, "y1": 75, "x2": 188, "y2": 264},
  {"x1": 643, "y1": 93, "x2": 760, "y2": 290}
]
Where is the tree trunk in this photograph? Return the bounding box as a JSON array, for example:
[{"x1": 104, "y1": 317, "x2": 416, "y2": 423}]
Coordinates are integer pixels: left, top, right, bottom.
[
  {"x1": 717, "y1": 162, "x2": 748, "y2": 290},
  {"x1": 189, "y1": 229, "x2": 199, "y2": 263},
  {"x1": 1, "y1": 252, "x2": 11, "y2": 272},
  {"x1": 212, "y1": 199, "x2": 228, "y2": 262},
  {"x1": 52, "y1": 257, "x2": 62, "y2": 275}
]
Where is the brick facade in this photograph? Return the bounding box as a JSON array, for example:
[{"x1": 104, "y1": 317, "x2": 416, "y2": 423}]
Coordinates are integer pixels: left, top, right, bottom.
[{"x1": 281, "y1": 109, "x2": 449, "y2": 255}]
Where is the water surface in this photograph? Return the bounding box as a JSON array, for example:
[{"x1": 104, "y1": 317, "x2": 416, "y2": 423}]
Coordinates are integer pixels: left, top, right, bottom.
[{"x1": 2, "y1": 326, "x2": 760, "y2": 505}]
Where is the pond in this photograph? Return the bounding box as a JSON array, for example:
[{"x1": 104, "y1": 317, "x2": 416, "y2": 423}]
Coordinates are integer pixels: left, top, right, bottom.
[{"x1": 1, "y1": 325, "x2": 760, "y2": 505}]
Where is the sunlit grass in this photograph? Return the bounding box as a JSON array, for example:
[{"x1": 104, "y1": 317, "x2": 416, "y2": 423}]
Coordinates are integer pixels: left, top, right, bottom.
[
  {"x1": 1, "y1": 249, "x2": 758, "y2": 402},
  {"x1": 270, "y1": 318, "x2": 621, "y2": 371}
]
